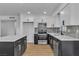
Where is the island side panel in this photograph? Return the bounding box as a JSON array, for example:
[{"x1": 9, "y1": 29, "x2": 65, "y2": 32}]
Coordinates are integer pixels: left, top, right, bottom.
[
  {"x1": 0, "y1": 42, "x2": 14, "y2": 56},
  {"x1": 61, "y1": 41, "x2": 74, "y2": 56},
  {"x1": 74, "y1": 41, "x2": 79, "y2": 56}
]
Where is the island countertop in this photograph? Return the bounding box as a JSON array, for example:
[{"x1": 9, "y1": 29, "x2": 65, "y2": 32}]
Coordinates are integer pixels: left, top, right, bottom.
[
  {"x1": 0, "y1": 34, "x2": 27, "y2": 42},
  {"x1": 48, "y1": 33, "x2": 79, "y2": 41}
]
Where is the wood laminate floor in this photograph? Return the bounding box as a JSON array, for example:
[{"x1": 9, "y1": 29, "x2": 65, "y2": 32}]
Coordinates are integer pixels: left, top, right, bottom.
[{"x1": 23, "y1": 43, "x2": 54, "y2": 56}]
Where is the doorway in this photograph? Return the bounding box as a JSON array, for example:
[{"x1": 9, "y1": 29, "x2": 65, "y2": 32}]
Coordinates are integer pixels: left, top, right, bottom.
[{"x1": 23, "y1": 22, "x2": 34, "y2": 43}]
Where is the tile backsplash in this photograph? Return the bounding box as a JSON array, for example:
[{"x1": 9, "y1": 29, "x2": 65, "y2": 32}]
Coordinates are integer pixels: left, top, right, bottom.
[
  {"x1": 66, "y1": 25, "x2": 79, "y2": 38},
  {"x1": 52, "y1": 27, "x2": 60, "y2": 33}
]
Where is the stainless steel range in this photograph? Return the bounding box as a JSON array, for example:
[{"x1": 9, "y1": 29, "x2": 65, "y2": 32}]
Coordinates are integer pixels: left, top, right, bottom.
[{"x1": 37, "y1": 23, "x2": 47, "y2": 44}]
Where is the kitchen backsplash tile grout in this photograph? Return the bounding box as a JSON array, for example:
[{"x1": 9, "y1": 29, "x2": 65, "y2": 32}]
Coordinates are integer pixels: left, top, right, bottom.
[{"x1": 65, "y1": 26, "x2": 79, "y2": 38}]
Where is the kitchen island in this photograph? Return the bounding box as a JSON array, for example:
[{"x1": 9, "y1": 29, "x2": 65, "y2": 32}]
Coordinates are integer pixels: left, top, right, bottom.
[
  {"x1": 0, "y1": 35, "x2": 27, "y2": 56},
  {"x1": 48, "y1": 33, "x2": 79, "y2": 56}
]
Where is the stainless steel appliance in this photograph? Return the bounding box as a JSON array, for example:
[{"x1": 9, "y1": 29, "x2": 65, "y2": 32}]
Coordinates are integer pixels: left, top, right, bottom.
[{"x1": 37, "y1": 23, "x2": 47, "y2": 44}]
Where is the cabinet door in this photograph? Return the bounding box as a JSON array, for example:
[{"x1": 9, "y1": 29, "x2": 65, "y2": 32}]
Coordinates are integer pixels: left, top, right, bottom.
[
  {"x1": 70, "y1": 4, "x2": 79, "y2": 25},
  {"x1": 53, "y1": 40, "x2": 59, "y2": 56},
  {"x1": 61, "y1": 41, "x2": 74, "y2": 56},
  {"x1": 49, "y1": 36, "x2": 53, "y2": 49},
  {"x1": 34, "y1": 34, "x2": 38, "y2": 44},
  {"x1": 24, "y1": 37, "x2": 27, "y2": 48},
  {"x1": 21, "y1": 42, "x2": 25, "y2": 54},
  {"x1": 60, "y1": 4, "x2": 71, "y2": 26},
  {"x1": 14, "y1": 45, "x2": 19, "y2": 56}
]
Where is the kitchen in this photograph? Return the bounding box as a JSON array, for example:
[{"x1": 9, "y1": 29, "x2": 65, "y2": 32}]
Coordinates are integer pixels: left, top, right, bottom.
[{"x1": 0, "y1": 3, "x2": 79, "y2": 56}]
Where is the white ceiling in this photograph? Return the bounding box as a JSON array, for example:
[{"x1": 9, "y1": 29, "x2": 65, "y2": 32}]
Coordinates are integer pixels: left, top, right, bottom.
[{"x1": 0, "y1": 3, "x2": 62, "y2": 16}]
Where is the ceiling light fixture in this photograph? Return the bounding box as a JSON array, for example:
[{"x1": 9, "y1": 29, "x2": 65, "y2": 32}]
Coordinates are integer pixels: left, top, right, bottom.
[
  {"x1": 43, "y1": 8, "x2": 47, "y2": 15},
  {"x1": 27, "y1": 11, "x2": 31, "y2": 14},
  {"x1": 43, "y1": 11, "x2": 47, "y2": 15},
  {"x1": 60, "y1": 11, "x2": 64, "y2": 14}
]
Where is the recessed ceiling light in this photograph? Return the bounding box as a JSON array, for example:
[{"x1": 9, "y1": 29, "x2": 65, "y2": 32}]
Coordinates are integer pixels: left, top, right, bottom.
[
  {"x1": 27, "y1": 11, "x2": 31, "y2": 14},
  {"x1": 43, "y1": 11, "x2": 47, "y2": 14},
  {"x1": 60, "y1": 11, "x2": 64, "y2": 14}
]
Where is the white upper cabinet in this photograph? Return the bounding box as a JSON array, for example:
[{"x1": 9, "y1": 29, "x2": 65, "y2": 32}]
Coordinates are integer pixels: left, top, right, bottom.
[
  {"x1": 53, "y1": 15, "x2": 61, "y2": 27},
  {"x1": 70, "y1": 4, "x2": 79, "y2": 25},
  {"x1": 60, "y1": 4, "x2": 71, "y2": 26},
  {"x1": 60, "y1": 4, "x2": 79, "y2": 26}
]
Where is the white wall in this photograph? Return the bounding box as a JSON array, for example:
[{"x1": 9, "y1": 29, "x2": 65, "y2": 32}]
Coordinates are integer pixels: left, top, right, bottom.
[
  {"x1": 20, "y1": 13, "x2": 34, "y2": 43},
  {"x1": 52, "y1": 15, "x2": 61, "y2": 27},
  {"x1": 34, "y1": 16, "x2": 55, "y2": 27},
  {"x1": 20, "y1": 13, "x2": 54, "y2": 32}
]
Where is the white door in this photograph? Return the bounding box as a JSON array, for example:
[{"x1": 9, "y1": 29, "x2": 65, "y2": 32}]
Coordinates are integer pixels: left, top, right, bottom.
[
  {"x1": 1, "y1": 20, "x2": 16, "y2": 37},
  {"x1": 23, "y1": 22, "x2": 34, "y2": 43}
]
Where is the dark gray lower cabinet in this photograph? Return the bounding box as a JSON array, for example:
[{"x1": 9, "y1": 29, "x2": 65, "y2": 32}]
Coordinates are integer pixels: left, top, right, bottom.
[
  {"x1": 0, "y1": 36, "x2": 27, "y2": 56},
  {"x1": 0, "y1": 42, "x2": 14, "y2": 56},
  {"x1": 52, "y1": 37, "x2": 62, "y2": 56},
  {"x1": 61, "y1": 41, "x2": 74, "y2": 56},
  {"x1": 34, "y1": 34, "x2": 38, "y2": 44},
  {"x1": 14, "y1": 36, "x2": 27, "y2": 56},
  {"x1": 48, "y1": 34, "x2": 79, "y2": 56},
  {"x1": 48, "y1": 34, "x2": 53, "y2": 49},
  {"x1": 53, "y1": 38, "x2": 75, "y2": 56},
  {"x1": 61, "y1": 41, "x2": 79, "y2": 56},
  {"x1": 53, "y1": 39, "x2": 79, "y2": 56}
]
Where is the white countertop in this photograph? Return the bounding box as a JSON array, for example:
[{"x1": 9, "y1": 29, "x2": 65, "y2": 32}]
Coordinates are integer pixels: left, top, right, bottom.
[
  {"x1": 0, "y1": 34, "x2": 26, "y2": 42},
  {"x1": 48, "y1": 33, "x2": 79, "y2": 41}
]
